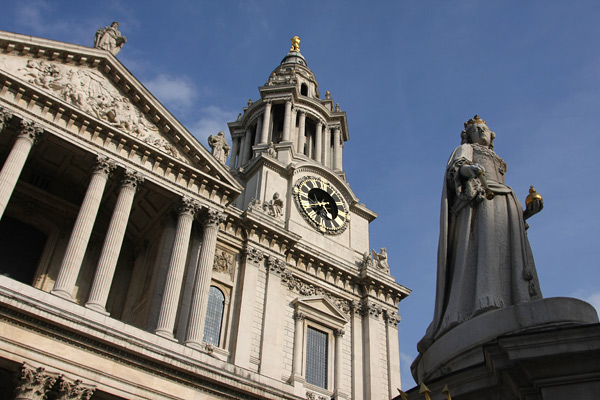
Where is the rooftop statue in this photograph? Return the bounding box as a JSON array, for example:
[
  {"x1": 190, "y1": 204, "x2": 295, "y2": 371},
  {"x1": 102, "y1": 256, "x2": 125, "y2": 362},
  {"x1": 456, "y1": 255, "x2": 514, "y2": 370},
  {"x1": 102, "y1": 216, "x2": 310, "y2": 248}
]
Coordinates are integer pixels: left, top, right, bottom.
[
  {"x1": 418, "y1": 115, "x2": 544, "y2": 353},
  {"x1": 94, "y1": 22, "x2": 127, "y2": 55},
  {"x1": 290, "y1": 36, "x2": 301, "y2": 52},
  {"x1": 208, "y1": 131, "x2": 230, "y2": 164}
]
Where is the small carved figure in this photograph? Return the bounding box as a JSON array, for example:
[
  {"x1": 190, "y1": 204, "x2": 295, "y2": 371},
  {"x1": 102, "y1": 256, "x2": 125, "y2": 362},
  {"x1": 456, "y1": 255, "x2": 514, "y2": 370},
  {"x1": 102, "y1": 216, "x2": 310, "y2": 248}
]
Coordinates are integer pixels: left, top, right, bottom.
[
  {"x1": 335, "y1": 103, "x2": 341, "y2": 112},
  {"x1": 213, "y1": 251, "x2": 233, "y2": 274},
  {"x1": 94, "y1": 22, "x2": 127, "y2": 55},
  {"x1": 361, "y1": 251, "x2": 374, "y2": 269},
  {"x1": 418, "y1": 115, "x2": 544, "y2": 353},
  {"x1": 247, "y1": 198, "x2": 261, "y2": 211},
  {"x1": 262, "y1": 193, "x2": 284, "y2": 218},
  {"x1": 208, "y1": 131, "x2": 230, "y2": 164},
  {"x1": 372, "y1": 247, "x2": 390, "y2": 273},
  {"x1": 265, "y1": 142, "x2": 276, "y2": 157}
]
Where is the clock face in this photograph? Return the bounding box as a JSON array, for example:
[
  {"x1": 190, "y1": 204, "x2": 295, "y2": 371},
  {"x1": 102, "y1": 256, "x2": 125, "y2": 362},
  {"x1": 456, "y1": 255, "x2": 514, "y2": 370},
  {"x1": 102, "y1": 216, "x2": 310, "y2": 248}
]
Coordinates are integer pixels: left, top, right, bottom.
[{"x1": 293, "y1": 176, "x2": 349, "y2": 234}]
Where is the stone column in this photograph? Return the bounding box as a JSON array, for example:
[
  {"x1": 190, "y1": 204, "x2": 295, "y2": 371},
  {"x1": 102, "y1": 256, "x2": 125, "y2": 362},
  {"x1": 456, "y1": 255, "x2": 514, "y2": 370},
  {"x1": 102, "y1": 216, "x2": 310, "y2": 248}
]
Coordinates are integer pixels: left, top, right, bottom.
[
  {"x1": 0, "y1": 120, "x2": 43, "y2": 221},
  {"x1": 259, "y1": 101, "x2": 272, "y2": 144},
  {"x1": 254, "y1": 117, "x2": 263, "y2": 146},
  {"x1": 362, "y1": 301, "x2": 384, "y2": 400},
  {"x1": 333, "y1": 127, "x2": 342, "y2": 170},
  {"x1": 13, "y1": 362, "x2": 59, "y2": 400},
  {"x1": 334, "y1": 328, "x2": 346, "y2": 398},
  {"x1": 184, "y1": 209, "x2": 225, "y2": 348},
  {"x1": 291, "y1": 311, "x2": 305, "y2": 382},
  {"x1": 290, "y1": 106, "x2": 298, "y2": 148},
  {"x1": 297, "y1": 111, "x2": 306, "y2": 155},
  {"x1": 351, "y1": 301, "x2": 364, "y2": 398},
  {"x1": 322, "y1": 127, "x2": 331, "y2": 168},
  {"x1": 52, "y1": 156, "x2": 116, "y2": 300},
  {"x1": 232, "y1": 247, "x2": 264, "y2": 368},
  {"x1": 229, "y1": 135, "x2": 240, "y2": 168},
  {"x1": 238, "y1": 134, "x2": 247, "y2": 168},
  {"x1": 154, "y1": 198, "x2": 201, "y2": 339},
  {"x1": 282, "y1": 100, "x2": 292, "y2": 142},
  {"x1": 241, "y1": 127, "x2": 252, "y2": 166},
  {"x1": 385, "y1": 311, "x2": 402, "y2": 397},
  {"x1": 314, "y1": 121, "x2": 323, "y2": 163},
  {"x1": 85, "y1": 170, "x2": 143, "y2": 314},
  {"x1": 259, "y1": 256, "x2": 287, "y2": 379}
]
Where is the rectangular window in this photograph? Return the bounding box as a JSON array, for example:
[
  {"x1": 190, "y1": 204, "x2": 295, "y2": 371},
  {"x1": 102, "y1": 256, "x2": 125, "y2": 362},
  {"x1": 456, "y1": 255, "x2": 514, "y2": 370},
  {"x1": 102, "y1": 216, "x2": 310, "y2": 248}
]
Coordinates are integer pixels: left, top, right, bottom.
[{"x1": 305, "y1": 326, "x2": 328, "y2": 388}]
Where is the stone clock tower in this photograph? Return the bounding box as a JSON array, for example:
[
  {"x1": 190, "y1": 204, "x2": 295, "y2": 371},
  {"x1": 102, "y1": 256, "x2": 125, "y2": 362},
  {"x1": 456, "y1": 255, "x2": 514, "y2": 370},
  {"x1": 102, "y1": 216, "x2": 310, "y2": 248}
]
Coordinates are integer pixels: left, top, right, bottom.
[{"x1": 226, "y1": 37, "x2": 411, "y2": 399}]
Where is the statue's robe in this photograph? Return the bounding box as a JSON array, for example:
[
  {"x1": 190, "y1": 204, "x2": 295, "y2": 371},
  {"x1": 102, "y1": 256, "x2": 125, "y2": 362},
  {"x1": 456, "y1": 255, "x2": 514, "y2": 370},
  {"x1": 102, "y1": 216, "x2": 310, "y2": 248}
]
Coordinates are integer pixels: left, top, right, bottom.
[{"x1": 418, "y1": 143, "x2": 542, "y2": 352}]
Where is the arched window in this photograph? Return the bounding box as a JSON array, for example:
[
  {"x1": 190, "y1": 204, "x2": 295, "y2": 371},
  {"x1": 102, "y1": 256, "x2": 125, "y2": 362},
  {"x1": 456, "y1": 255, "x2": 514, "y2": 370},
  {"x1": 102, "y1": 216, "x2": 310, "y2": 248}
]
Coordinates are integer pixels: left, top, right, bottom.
[
  {"x1": 203, "y1": 286, "x2": 225, "y2": 346},
  {"x1": 301, "y1": 83, "x2": 308, "y2": 96}
]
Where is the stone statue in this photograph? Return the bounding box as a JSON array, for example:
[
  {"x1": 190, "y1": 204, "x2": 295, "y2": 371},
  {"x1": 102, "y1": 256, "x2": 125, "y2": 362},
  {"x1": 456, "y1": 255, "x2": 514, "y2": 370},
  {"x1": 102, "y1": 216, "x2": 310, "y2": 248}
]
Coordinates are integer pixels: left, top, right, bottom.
[
  {"x1": 372, "y1": 248, "x2": 390, "y2": 273},
  {"x1": 418, "y1": 115, "x2": 544, "y2": 353},
  {"x1": 94, "y1": 22, "x2": 127, "y2": 55},
  {"x1": 262, "y1": 193, "x2": 284, "y2": 218},
  {"x1": 208, "y1": 131, "x2": 230, "y2": 164}
]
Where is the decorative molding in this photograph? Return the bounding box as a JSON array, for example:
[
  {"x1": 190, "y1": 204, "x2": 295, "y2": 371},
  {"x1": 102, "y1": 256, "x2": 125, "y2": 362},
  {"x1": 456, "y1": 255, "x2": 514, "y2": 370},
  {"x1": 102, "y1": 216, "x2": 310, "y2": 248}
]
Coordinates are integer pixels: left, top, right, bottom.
[
  {"x1": 58, "y1": 375, "x2": 96, "y2": 400},
  {"x1": 18, "y1": 119, "x2": 44, "y2": 142},
  {"x1": 333, "y1": 328, "x2": 345, "y2": 338},
  {"x1": 267, "y1": 256, "x2": 286, "y2": 276},
  {"x1": 243, "y1": 246, "x2": 265, "y2": 265},
  {"x1": 93, "y1": 155, "x2": 116, "y2": 176},
  {"x1": 121, "y1": 169, "x2": 144, "y2": 188},
  {"x1": 282, "y1": 271, "x2": 350, "y2": 315},
  {"x1": 13, "y1": 362, "x2": 59, "y2": 400},
  {"x1": 306, "y1": 391, "x2": 329, "y2": 400},
  {"x1": 213, "y1": 249, "x2": 235, "y2": 280},
  {"x1": 360, "y1": 300, "x2": 383, "y2": 319},
  {"x1": 384, "y1": 310, "x2": 401, "y2": 327}
]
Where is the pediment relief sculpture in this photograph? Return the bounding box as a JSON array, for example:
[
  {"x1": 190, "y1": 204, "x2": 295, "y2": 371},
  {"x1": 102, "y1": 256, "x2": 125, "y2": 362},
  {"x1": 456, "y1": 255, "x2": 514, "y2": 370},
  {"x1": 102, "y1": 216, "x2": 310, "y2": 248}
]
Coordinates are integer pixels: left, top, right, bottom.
[{"x1": 2, "y1": 55, "x2": 186, "y2": 162}]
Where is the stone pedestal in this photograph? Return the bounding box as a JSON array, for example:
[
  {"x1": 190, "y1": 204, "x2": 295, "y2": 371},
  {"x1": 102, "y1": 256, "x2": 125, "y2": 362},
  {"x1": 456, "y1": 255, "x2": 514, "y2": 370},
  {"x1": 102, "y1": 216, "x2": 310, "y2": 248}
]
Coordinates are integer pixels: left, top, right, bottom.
[{"x1": 404, "y1": 298, "x2": 599, "y2": 400}]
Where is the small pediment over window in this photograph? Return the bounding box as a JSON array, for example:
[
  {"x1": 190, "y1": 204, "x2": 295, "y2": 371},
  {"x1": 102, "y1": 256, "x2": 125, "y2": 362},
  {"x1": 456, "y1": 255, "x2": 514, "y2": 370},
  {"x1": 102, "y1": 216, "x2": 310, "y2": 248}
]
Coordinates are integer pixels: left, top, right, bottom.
[{"x1": 293, "y1": 296, "x2": 347, "y2": 329}]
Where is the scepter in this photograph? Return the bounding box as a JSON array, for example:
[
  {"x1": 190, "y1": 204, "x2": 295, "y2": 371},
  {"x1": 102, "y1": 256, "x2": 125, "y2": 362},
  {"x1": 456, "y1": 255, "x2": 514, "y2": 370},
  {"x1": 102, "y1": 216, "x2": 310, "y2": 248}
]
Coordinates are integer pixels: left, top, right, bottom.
[{"x1": 477, "y1": 170, "x2": 495, "y2": 200}]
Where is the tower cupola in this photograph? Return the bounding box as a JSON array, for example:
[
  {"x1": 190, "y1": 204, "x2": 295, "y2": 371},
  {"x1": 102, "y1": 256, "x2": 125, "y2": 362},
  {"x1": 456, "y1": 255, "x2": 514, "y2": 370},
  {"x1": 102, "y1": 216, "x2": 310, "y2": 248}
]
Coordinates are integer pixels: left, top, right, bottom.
[{"x1": 227, "y1": 36, "x2": 349, "y2": 175}]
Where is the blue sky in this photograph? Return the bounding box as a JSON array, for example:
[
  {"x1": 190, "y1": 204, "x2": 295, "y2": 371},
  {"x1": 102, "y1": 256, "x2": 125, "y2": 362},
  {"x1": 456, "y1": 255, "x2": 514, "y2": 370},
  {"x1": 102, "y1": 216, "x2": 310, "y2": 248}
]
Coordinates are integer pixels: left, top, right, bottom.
[{"x1": 2, "y1": 0, "x2": 599, "y2": 389}]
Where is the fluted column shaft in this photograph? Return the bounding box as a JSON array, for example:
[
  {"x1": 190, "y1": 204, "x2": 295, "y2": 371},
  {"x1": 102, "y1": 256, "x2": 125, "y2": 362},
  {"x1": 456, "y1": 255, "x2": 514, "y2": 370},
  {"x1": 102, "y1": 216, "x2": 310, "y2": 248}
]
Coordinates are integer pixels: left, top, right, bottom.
[
  {"x1": 314, "y1": 122, "x2": 323, "y2": 163},
  {"x1": 52, "y1": 157, "x2": 115, "y2": 300},
  {"x1": 85, "y1": 171, "x2": 143, "y2": 314},
  {"x1": 290, "y1": 107, "x2": 298, "y2": 148},
  {"x1": 0, "y1": 120, "x2": 43, "y2": 221},
  {"x1": 155, "y1": 198, "x2": 200, "y2": 339},
  {"x1": 184, "y1": 209, "x2": 224, "y2": 348},
  {"x1": 297, "y1": 112, "x2": 306, "y2": 155},
  {"x1": 259, "y1": 102, "x2": 272, "y2": 144},
  {"x1": 240, "y1": 127, "x2": 252, "y2": 166},
  {"x1": 254, "y1": 118, "x2": 263, "y2": 146},
  {"x1": 282, "y1": 100, "x2": 292, "y2": 142},
  {"x1": 333, "y1": 127, "x2": 342, "y2": 170}
]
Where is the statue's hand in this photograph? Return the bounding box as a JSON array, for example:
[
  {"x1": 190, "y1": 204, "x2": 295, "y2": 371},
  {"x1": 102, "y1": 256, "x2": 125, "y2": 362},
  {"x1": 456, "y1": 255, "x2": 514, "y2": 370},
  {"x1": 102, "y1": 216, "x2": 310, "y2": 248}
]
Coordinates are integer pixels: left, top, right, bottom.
[
  {"x1": 523, "y1": 198, "x2": 543, "y2": 220},
  {"x1": 460, "y1": 163, "x2": 485, "y2": 179}
]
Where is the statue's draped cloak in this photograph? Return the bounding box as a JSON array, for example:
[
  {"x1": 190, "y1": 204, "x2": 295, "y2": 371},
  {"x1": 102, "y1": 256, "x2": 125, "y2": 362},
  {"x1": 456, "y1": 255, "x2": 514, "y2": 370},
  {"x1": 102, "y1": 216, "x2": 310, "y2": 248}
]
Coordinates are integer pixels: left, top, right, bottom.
[{"x1": 419, "y1": 144, "x2": 541, "y2": 352}]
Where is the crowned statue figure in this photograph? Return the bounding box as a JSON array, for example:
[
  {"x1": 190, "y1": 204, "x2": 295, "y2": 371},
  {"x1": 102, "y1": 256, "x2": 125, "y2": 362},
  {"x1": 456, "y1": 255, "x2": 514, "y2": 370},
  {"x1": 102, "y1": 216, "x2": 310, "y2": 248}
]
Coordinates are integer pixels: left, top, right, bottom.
[
  {"x1": 418, "y1": 115, "x2": 544, "y2": 353},
  {"x1": 94, "y1": 22, "x2": 127, "y2": 55}
]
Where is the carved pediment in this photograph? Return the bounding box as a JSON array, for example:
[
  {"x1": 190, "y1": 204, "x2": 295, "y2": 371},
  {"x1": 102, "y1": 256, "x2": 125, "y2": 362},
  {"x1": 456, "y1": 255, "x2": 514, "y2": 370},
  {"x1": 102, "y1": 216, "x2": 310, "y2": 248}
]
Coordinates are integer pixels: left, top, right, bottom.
[
  {"x1": 293, "y1": 296, "x2": 347, "y2": 328},
  {"x1": 0, "y1": 53, "x2": 187, "y2": 163}
]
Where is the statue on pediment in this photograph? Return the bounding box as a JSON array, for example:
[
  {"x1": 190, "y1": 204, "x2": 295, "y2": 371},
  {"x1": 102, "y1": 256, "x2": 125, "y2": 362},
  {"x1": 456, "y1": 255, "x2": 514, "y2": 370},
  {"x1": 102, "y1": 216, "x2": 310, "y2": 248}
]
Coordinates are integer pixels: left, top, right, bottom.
[
  {"x1": 208, "y1": 131, "x2": 230, "y2": 164},
  {"x1": 94, "y1": 22, "x2": 127, "y2": 55},
  {"x1": 262, "y1": 193, "x2": 283, "y2": 218}
]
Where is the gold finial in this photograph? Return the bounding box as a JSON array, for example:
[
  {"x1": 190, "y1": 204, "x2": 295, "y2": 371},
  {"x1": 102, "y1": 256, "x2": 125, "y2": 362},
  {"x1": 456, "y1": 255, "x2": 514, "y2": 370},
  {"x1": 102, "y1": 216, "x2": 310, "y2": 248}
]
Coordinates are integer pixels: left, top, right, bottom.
[
  {"x1": 419, "y1": 383, "x2": 432, "y2": 400},
  {"x1": 464, "y1": 114, "x2": 487, "y2": 128},
  {"x1": 290, "y1": 36, "x2": 301, "y2": 52},
  {"x1": 325, "y1": 90, "x2": 331, "y2": 99},
  {"x1": 442, "y1": 384, "x2": 452, "y2": 400},
  {"x1": 526, "y1": 185, "x2": 543, "y2": 207}
]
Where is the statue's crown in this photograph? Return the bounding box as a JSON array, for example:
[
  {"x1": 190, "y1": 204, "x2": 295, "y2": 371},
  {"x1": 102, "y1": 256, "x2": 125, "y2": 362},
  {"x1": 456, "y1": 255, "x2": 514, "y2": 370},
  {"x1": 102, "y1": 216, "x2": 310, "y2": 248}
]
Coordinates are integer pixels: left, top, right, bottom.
[{"x1": 464, "y1": 115, "x2": 487, "y2": 128}]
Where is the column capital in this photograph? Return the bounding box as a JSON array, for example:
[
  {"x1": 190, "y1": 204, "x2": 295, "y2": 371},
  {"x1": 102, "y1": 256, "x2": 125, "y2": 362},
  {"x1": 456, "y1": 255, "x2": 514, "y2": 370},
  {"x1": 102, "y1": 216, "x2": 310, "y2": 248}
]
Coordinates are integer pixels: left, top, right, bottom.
[
  {"x1": 0, "y1": 106, "x2": 14, "y2": 130},
  {"x1": 293, "y1": 310, "x2": 306, "y2": 321},
  {"x1": 18, "y1": 119, "x2": 44, "y2": 142},
  {"x1": 93, "y1": 155, "x2": 116, "y2": 176},
  {"x1": 179, "y1": 197, "x2": 201, "y2": 216},
  {"x1": 203, "y1": 208, "x2": 226, "y2": 226},
  {"x1": 384, "y1": 310, "x2": 401, "y2": 327},
  {"x1": 243, "y1": 245, "x2": 265, "y2": 264},
  {"x1": 267, "y1": 255, "x2": 286, "y2": 276},
  {"x1": 334, "y1": 328, "x2": 345, "y2": 337},
  {"x1": 58, "y1": 376, "x2": 96, "y2": 400},
  {"x1": 299, "y1": 110, "x2": 306, "y2": 117},
  {"x1": 14, "y1": 362, "x2": 59, "y2": 400},
  {"x1": 122, "y1": 169, "x2": 144, "y2": 188}
]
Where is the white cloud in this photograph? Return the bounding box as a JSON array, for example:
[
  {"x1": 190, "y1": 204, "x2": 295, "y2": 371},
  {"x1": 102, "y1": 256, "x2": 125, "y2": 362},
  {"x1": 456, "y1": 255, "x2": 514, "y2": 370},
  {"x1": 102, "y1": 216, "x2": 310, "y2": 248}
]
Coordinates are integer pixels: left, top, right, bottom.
[
  {"x1": 189, "y1": 106, "x2": 238, "y2": 144},
  {"x1": 145, "y1": 74, "x2": 198, "y2": 110}
]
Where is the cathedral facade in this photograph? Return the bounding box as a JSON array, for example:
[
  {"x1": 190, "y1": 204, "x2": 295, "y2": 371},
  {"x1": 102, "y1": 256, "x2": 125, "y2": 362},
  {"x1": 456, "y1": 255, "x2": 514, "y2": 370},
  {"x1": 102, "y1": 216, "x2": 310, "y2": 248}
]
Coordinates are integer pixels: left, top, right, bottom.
[{"x1": 0, "y1": 30, "x2": 409, "y2": 399}]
